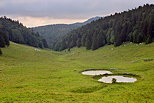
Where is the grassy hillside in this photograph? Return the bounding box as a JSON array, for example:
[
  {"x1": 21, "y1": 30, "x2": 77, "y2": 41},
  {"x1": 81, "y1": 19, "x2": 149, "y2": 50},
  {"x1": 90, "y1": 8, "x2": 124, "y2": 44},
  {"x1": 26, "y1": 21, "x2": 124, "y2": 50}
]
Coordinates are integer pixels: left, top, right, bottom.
[{"x1": 0, "y1": 42, "x2": 154, "y2": 103}]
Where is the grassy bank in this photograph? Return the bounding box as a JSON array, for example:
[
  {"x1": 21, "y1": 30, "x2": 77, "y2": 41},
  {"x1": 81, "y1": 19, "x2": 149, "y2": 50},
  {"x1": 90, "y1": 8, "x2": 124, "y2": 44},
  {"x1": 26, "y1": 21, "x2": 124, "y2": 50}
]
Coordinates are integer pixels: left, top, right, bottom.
[{"x1": 0, "y1": 42, "x2": 154, "y2": 103}]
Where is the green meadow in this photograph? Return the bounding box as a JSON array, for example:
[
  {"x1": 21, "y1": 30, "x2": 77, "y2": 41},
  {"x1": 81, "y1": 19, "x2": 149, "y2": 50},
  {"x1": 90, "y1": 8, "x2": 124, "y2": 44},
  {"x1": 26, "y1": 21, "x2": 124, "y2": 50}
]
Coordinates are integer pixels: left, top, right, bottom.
[{"x1": 0, "y1": 42, "x2": 154, "y2": 103}]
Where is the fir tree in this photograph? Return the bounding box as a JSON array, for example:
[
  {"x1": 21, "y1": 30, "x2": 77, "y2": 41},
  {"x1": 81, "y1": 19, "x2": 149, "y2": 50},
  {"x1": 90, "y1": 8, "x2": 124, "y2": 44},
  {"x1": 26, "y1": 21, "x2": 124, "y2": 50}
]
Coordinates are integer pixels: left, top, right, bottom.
[{"x1": 0, "y1": 49, "x2": 2, "y2": 55}]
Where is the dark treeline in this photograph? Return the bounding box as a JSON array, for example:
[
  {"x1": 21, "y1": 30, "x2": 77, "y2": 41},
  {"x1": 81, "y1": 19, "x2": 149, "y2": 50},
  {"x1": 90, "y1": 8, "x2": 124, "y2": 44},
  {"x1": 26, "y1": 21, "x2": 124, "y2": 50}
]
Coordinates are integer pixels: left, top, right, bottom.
[
  {"x1": 53, "y1": 4, "x2": 154, "y2": 51},
  {"x1": 0, "y1": 29, "x2": 9, "y2": 47},
  {"x1": 0, "y1": 16, "x2": 48, "y2": 49},
  {"x1": 0, "y1": 49, "x2": 2, "y2": 55}
]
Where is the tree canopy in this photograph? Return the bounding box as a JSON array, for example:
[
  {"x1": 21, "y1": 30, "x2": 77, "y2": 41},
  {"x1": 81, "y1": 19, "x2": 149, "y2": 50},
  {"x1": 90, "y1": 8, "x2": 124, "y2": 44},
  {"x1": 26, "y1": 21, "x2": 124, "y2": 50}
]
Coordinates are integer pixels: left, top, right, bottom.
[
  {"x1": 53, "y1": 4, "x2": 154, "y2": 51},
  {"x1": 0, "y1": 17, "x2": 48, "y2": 48}
]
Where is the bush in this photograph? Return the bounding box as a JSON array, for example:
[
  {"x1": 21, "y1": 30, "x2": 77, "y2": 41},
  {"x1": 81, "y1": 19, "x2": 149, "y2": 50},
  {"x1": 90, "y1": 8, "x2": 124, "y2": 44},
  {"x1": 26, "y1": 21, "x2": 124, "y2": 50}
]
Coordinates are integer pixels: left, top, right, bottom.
[
  {"x1": 68, "y1": 48, "x2": 70, "y2": 52},
  {"x1": 112, "y1": 78, "x2": 117, "y2": 83}
]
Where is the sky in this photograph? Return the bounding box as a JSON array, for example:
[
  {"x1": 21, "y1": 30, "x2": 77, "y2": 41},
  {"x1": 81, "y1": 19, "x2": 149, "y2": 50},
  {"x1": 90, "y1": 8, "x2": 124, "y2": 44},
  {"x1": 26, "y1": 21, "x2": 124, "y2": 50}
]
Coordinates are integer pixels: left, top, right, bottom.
[{"x1": 0, "y1": 0, "x2": 154, "y2": 27}]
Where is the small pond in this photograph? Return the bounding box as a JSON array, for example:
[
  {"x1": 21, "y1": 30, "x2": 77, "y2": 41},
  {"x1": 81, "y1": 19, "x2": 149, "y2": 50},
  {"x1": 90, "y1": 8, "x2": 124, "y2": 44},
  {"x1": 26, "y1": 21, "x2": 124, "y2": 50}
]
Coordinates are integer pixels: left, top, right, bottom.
[
  {"x1": 82, "y1": 70, "x2": 112, "y2": 75},
  {"x1": 98, "y1": 76, "x2": 137, "y2": 83}
]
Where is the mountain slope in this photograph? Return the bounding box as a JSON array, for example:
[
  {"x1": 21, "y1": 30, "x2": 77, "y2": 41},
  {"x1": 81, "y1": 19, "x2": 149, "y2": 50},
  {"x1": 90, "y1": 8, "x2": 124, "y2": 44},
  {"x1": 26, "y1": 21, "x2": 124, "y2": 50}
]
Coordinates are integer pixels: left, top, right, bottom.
[
  {"x1": 53, "y1": 4, "x2": 154, "y2": 51},
  {"x1": 32, "y1": 17, "x2": 101, "y2": 48},
  {"x1": 0, "y1": 17, "x2": 48, "y2": 48}
]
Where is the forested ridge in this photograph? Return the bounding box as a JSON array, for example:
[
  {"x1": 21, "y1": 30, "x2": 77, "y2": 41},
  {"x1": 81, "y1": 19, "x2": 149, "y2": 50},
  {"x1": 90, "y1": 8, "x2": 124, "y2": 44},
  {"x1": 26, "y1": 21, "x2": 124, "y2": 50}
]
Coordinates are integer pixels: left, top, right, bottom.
[
  {"x1": 53, "y1": 4, "x2": 154, "y2": 51},
  {"x1": 32, "y1": 17, "x2": 100, "y2": 48},
  {"x1": 0, "y1": 16, "x2": 48, "y2": 49},
  {"x1": 32, "y1": 24, "x2": 81, "y2": 48}
]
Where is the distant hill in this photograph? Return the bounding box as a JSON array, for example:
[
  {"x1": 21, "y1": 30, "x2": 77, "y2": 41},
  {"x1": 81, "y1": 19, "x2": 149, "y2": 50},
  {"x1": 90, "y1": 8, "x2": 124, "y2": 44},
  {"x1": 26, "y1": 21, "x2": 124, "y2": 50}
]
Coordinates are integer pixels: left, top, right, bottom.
[
  {"x1": 53, "y1": 4, "x2": 154, "y2": 51},
  {"x1": 32, "y1": 17, "x2": 101, "y2": 48},
  {"x1": 0, "y1": 16, "x2": 48, "y2": 48}
]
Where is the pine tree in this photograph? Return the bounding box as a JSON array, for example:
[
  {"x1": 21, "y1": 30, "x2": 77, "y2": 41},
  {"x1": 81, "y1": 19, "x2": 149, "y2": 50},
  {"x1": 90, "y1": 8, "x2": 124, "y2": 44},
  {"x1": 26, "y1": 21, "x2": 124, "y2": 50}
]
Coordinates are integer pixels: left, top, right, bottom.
[
  {"x1": 0, "y1": 49, "x2": 2, "y2": 55},
  {"x1": 42, "y1": 39, "x2": 48, "y2": 48},
  {"x1": 91, "y1": 33, "x2": 98, "y2": 50},
  {"x1": 85, "y1": 38, "x2": 91, "y2": 50},
  {"x1": 0, "y1": 30, "x2": 6, "y2": 47},
  {"x1": 146, "y1": 14, "x2": 154, "y2": 43},
  {"x1": 76, "y1": 39, "x2": 81, "y2": 48}
]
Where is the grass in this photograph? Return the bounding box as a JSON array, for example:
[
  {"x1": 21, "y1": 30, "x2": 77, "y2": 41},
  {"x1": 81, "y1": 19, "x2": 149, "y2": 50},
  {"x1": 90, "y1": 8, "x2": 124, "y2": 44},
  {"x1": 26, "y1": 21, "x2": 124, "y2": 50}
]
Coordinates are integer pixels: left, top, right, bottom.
[{"x1": 0, "y1": 42, "x2": 154, "y2": 103}]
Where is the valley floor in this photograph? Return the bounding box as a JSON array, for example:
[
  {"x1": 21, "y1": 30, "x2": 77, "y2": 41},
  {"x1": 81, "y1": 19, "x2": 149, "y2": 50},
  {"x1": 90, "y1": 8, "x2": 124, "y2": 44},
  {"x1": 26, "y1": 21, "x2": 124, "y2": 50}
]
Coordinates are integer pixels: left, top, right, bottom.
[{"x1": 0, "y1": 42, "x2": 154, "y2": 103}]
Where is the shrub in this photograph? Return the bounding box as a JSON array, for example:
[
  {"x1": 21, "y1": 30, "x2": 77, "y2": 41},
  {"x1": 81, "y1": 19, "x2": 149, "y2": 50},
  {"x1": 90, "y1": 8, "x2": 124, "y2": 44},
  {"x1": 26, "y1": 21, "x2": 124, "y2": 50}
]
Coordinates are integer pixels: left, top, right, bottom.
[
  {"x1": 112, "y1": 78, "x2": 117, "y2": 83},
  {"x1": 68, "y1": 48, "x2": 70, "y2": 52}
]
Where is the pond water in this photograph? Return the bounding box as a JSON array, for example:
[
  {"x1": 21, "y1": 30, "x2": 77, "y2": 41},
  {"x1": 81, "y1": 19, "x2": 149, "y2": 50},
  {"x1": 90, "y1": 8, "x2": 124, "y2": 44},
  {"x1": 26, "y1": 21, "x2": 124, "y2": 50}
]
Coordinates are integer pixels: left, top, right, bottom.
[
  {"x1": 98, "y1": 76, "x2": 137, "y2": 83},
  {"x1": 82, "y1": 70, "x2": 112, "y2": 75}
]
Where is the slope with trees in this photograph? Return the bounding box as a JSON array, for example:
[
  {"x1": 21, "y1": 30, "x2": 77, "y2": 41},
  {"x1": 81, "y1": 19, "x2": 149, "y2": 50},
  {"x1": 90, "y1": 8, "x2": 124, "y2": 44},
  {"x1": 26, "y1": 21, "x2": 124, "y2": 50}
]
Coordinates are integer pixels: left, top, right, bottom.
[
  {"x1": 0, "y1": 16, "x2": 48, "y2": 49},
  {"x1": 32, "y1": 17, "x2": 101, "y2": 48},
  {"x1": 53, "y1": 4, "x2": 154, "y2": 51}
]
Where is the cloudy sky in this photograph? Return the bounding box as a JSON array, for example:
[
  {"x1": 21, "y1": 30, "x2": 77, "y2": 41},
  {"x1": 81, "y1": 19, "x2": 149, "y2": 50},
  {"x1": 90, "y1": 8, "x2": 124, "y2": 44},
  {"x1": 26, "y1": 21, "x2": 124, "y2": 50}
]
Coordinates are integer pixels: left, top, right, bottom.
[{"x1": 0, "y1": 0, "x2": 153, "y2": 27}]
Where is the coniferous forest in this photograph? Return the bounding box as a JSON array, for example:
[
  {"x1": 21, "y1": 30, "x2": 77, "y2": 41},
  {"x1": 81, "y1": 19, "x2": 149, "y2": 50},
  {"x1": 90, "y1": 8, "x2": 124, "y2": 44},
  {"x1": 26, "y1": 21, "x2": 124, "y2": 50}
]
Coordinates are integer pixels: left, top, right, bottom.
[
  {"x1": 32, "y1": 17, "x2": 100, "y2": 48},
  {"x1": 0, "y1": 17, "x2": 48, "y2": 49},
  {"x1": 53, "y1": 4, "x2": 154, "y2": 51}
]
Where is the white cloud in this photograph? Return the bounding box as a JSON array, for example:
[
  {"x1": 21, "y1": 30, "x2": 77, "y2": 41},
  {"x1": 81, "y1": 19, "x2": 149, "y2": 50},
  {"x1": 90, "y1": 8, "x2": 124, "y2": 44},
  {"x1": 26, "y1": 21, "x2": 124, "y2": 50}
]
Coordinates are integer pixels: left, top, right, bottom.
[
  {"x1": 1, "y1": 0, "x2": 153, "y2": 18},
  {"x1": 0, "y1": 0, "x2": 153, "y2": 26},
  {"x1": 4, "y1": 16, "x2": 86, "y2": 27}
]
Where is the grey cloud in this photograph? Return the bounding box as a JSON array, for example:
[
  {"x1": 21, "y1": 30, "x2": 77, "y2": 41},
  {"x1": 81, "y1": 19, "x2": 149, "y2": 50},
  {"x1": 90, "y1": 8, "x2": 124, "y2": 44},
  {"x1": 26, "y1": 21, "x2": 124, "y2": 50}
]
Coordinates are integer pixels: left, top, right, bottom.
[{"x1": 0, "y1": 0, "x2": 154, "y2": 19}]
